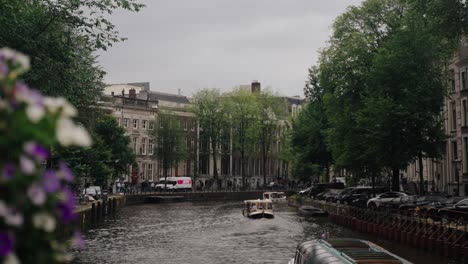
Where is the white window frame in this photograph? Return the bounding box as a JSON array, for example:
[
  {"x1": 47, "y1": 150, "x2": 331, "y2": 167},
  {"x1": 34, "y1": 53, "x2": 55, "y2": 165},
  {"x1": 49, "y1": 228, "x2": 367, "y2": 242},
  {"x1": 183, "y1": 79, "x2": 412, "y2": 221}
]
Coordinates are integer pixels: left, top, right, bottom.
[
  {"x1": 149, "y1": 139, "x2": 154, "y2": 155},
  {"x1": 133, "y1": 119, "x2": 139, "y2": 129},
  {"x1": 124, "y1": 118, "x2": 129, "y2": 128},
  {"x1": 142, "y1": 138, "x2": 147, "y2": 155},
  {"x1": 451, "y1": 101, "x2": 457, "y2": 131},
  {"x1": 462, "y1": 69, "x2": 467, "y2": 91},
  {"x1": 133, "y1": 137, "x2": 138, "y2": 154},
  {"x1": 142, "y1": 120, "x2": 148, "y2": 130},
  {"x1": 148, "y1": 163, "x2": 153, "y2": 180},
  {"x1": 149, "y1": 121, "x2": 154, "y2": 130},
  {"x1": 463, "y1": 98, "x2": 468, "y2": 127}
]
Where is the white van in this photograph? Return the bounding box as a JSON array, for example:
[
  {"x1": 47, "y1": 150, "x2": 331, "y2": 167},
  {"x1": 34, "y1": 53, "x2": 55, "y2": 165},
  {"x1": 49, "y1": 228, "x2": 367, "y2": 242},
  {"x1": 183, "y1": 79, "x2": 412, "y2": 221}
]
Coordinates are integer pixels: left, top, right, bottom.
[{"x1": 155, "y1": 177, "x2": 192, "y2": 192}]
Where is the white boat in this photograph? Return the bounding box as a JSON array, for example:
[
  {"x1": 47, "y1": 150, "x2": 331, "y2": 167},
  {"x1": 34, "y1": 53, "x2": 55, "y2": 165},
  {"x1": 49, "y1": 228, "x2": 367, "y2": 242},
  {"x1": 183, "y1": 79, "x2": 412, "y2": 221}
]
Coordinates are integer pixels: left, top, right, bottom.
[
  {"x1": 242, "y1": 199, "x2": 274, "y2": 219},
  {"x1": 263, "y1": 192, "x2": 287, "y2": 202}
]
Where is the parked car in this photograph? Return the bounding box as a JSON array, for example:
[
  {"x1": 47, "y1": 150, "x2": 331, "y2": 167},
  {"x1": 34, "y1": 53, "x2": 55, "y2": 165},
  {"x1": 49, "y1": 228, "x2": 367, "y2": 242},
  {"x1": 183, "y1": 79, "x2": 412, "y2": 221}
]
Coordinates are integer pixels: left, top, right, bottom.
[
  {"x1": 298, "y1": 186, "x2": 313, "y2": 196},
  {"x1": 379, "y1": 195, "x2": 418, "y2": 213},
  {"x1": 436, "y1": 199, "x2": 468, "y2": 221},
  {"x1": 422, "y1": 197, "x2": 465, "y2": 218},
  {"x1": 336, "y1": 187, "x2": 386, "y2": 205},
  {"x1": 309, "y1": 182, "x2": 345, "y2": 198},
  {"x1": 367, "y1": 192, "x2": 408, "y2": 210},
  {"x1": 398, "y1": 195, "x2": 447, "y2": 215},
  {"x1": 83, "y1": 187, "x2": 99, "y2": 199},
  {"x1": 316, "y1": 189, "x2": 343, "y2": 202}
]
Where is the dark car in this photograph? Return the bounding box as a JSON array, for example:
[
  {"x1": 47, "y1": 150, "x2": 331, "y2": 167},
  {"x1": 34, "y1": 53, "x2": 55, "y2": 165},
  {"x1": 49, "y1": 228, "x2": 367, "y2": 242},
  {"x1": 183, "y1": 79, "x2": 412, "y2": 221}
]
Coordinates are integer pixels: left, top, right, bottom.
[
  {"x1": 435, "y1": 199, "x2": 468, "y2": 221},
  {"x1": 422, "y1": 197, "x2": 465, "y2": 218},
  {"x1": 398, "y1": 195, "x2": 447, "y2": 215},
  {"x1": 336, "y1": 187, "x2": 386, "y2": 205},
  {"x1": 379, "y1": 195, "x2": 418, "y2": 213},
  {"x1": 316, "y1": 189, "x2": 343, "y2": 202}
]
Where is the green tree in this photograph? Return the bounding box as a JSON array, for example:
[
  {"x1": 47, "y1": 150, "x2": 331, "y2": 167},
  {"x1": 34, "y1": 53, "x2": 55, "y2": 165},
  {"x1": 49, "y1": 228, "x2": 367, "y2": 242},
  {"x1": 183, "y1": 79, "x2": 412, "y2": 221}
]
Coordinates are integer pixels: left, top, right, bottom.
[
  {"x1": 256, "y1": 89, "x2": 287, "y2": 185},
  {"x1": 0, "y1": 0, "x2": 143, "y2": 110},
  {"x1": 151, "y1": 112, "x2": 187, "y2": 186},
  {"x1": 191, "y1": 89, "x2": 227, "y2": 188},
  {"x1": 94, "y1": 115, "x2": 135, "y2": 182},
  {"x1": 225, "y1": 88, "x2": 261, "y2": 189},
  {"x1": 56, "y1": 132, "x2": 112, "y2": 187}
]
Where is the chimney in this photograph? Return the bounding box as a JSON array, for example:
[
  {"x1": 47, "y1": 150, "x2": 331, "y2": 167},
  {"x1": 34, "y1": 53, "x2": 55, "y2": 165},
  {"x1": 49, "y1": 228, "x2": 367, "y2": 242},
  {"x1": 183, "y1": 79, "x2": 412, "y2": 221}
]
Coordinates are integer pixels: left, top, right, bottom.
[
  {"x1": 251, "y1": 80, "x2": 261, "y2": 93},
  {"x1": 129, "y1": 88, "x2": 136, "y2": 99}
]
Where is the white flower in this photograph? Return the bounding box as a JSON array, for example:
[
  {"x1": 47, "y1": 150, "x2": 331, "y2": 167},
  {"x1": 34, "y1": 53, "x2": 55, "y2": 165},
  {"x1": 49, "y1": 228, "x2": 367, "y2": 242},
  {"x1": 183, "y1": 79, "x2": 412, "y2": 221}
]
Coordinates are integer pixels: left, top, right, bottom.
[
  {"x1": 4, "y1": 210, "x2": 23, "y2": 227},
  {"x1": 19, "y1": 155, "x2": 34, "y2": 175},
  {"x1": 33, "y1": 213, "x2": 56, "y2": 233},
  {"x1": 3, "y1": 253, "x2": 20, "y2": 264},
  {"x1": 25, "y1": 104, "x2": 45, "y2": 123},
  {"x1": 56, "y1": 118, "x2": 92, "y2": 147},
  {"x1": 0, "y1": 47, "x2": 30, "y2": 74},
  {"x1": 27, "y1": 184, "x2": 46, "y2": 205},
  {"x1": 43, "y1": 97, "x2": 77, "y2": 117}
]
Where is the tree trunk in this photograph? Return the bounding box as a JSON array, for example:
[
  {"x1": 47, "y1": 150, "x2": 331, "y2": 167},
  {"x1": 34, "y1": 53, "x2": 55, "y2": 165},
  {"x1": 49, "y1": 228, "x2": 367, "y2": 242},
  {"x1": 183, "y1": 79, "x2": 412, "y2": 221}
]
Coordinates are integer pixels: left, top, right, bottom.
[
  {"x1": 262, "y1": 144, "x2": 267, "y2": 187},
  {"x1": 241, "y1": 150, "x2": 245, "y2": 189},
  {"x1": 392, "y1": 168, "x2": 400, "y2": 192},
  {"x1": 418, "y1": 152, "x2": 424, "y2": 195},
  {"x1": 371, "y1": 171, "x2": 376, "y2": 198},
  {"x1": 211, "y1": 138, "x2": 218, "y2": 190}
]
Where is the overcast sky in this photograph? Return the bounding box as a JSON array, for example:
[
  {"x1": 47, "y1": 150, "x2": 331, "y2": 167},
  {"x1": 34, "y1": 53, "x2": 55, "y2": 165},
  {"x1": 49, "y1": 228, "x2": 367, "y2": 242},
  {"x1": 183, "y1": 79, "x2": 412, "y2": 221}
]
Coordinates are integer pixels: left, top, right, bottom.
[{"x1": 97, "y1": 0, "x2": 363, "y2": 97}]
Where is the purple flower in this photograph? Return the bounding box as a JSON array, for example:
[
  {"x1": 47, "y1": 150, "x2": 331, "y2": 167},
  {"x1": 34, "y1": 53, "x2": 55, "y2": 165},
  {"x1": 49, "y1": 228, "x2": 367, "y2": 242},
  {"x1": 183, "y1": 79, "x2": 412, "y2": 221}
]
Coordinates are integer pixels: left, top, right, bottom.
[
  {"x1": 42, "y1": 170, "x2": 60, "y2": 193},
  {"x1": 1, "y1": 163, "x2": 15, "y2": 180},
  {"x1": 72, "y1": 231, "x2": 85, "y2": 250},
  {"x1": 27, "y1": 184, "x2": 46, "y2": 205},
  {"x1": 59, "y1": 161, "x2": 74, "y2": 182},
  {"x1": 0, "y1": 232, "x2": 14, "y2": 257},
  {"x1": 57, "y1": 188, "x2": 77, "y2": 223},
  {"x1": 0, "y1": 60, "x2": 8, "y2": 78},
  {"x1": 19, "y1": 155, "x2": 34, "y2": 175},
  {"x1": 24, "y1": 142, "x2": 49, "y2": 162}
]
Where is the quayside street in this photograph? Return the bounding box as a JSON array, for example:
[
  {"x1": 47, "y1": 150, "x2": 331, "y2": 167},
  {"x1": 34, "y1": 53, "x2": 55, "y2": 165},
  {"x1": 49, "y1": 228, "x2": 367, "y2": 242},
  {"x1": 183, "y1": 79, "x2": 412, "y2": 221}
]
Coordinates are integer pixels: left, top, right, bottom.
[{"x1": 74, "y1": 201, "x2": 449, "y2": 264}]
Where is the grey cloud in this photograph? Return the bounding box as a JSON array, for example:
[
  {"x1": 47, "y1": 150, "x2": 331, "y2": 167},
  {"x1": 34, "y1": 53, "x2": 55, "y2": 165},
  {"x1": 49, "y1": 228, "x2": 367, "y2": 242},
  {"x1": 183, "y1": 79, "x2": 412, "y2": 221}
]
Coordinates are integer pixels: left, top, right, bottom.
[{"x1": 98, "y1": 0, "x2": 363, "y2": 97}]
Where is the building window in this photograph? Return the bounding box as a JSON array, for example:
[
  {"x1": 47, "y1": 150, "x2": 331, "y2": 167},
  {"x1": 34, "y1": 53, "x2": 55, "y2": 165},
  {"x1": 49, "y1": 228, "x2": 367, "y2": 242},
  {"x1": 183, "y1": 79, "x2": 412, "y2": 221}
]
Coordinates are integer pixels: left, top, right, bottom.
[
  {"x1": 185, "y1": 136, "x2": 188, "y2": 148},
  {"x1": 453, "y1": 140, "x2": 458, "y2": 161},
  {"x1": 124, "y1": 118, "x2": 130, "y2": 128},
  {"x1": 149, "y1": 121, "x2": 154, "y2": 130},
  {"x1": 463, "y1": 99, "x2": 468, "y2": 127},
  {"x1": 142, "y1": 163, "x2": 146, "y2": 180},
  {"x1": 148, "y1": 163, "x2": 153, "y2": 180},
  {"x1": 464, "y1": 137, "x2": 468, "y2": 174},
  {"x1": 141, "y1": 138, "x2": 147, "y2": 155},
  {"x1": 142, "y1": 120, "x2": 148, "y2": 130},
  {"x1": 183, "y1": 120, "x2": 187, "y2": 131},
  {"x1": 191, "y1": 120, "x2": 195, "y2": 131},
  {"x1": 133, "y1": 137, "x2": 138, "y2": 154},
  {"x1": 450, "y1": 69, "x2": 456, "y2": 92},
  {"x1": 462, "y1": 70, "x2": 467, "y2": 91},
  {"x1": 149, "y1": 139, "x2": 154, "y2": 155},
  {"x1": 133, "y1": 119, "x2": 139, "y2": 129},
  {"x1": 451, "y1": 101, "x2": 457, "y2": 131}
]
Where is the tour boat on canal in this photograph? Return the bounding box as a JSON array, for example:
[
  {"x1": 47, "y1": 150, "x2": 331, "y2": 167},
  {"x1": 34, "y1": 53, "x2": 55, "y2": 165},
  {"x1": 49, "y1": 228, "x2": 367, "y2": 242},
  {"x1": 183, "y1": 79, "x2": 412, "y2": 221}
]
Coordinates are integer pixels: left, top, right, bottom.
[
  {"x1": 263, "y1": 191, "x2": 287, "y2": 202},
  {"x1": 242, "y1": 199, "x2": 274, "y2": 219},
  {"x1": 288, "y1": 238, "x2": 412, "y2": 264}
]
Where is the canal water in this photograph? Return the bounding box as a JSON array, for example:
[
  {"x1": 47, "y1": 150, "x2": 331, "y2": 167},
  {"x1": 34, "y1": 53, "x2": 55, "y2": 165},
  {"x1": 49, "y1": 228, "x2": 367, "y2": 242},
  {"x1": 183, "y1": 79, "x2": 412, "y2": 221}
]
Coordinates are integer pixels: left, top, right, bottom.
[{"x1": 74, "y1": 201, "x2": 453, "y2": 264}]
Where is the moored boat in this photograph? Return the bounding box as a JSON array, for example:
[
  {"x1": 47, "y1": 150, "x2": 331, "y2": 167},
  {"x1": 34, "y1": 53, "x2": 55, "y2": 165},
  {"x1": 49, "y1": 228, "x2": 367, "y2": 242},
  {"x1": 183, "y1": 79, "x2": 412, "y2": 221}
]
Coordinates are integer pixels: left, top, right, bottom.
[
  {"x1": 288, "y1": 238, "x2": 412, "y2": 264},
  {"x1": 242, "y1": 199, "x2": 274, "y2": 219},
  {"x1": 263, "y1": 192, "x2": 287, "y2": 202},
  {"x1": 298, "y1": 205, "x2": 328, "y2": 216}
]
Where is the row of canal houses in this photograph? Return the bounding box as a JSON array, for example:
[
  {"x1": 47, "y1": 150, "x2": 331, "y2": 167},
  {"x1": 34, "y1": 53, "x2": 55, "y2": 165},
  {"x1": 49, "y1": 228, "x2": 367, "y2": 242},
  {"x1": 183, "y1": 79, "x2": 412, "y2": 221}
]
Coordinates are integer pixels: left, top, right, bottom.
[{"x1": 98, "y1": 81, "x2": 304, "y2": 189}]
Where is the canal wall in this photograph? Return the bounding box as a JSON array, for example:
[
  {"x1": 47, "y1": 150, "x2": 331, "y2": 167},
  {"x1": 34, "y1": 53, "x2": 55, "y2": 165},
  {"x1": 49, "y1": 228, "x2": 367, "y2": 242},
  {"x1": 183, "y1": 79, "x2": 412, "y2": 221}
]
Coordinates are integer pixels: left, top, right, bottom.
[
  {"x1": 288, "y1": 196, "x2": 468, "y2": 262},
  {"x1": 73, "y1": 195, "x2": 126, "y2": 231}
]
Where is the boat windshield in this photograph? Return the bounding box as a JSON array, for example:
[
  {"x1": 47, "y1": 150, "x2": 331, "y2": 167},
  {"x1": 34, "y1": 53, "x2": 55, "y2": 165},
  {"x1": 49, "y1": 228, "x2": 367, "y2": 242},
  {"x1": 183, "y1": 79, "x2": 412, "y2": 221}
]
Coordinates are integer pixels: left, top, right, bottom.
[{"x1": 271, "y1": 193, "x2": 284, "y2": 199}]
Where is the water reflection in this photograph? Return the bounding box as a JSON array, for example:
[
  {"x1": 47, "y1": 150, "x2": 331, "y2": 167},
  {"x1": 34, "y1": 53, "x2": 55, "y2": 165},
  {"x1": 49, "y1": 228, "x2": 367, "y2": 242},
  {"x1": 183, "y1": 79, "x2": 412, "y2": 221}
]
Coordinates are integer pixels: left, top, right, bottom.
[{"x1": 74, "y1": 201, "x2": 452, "y2": 264}]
